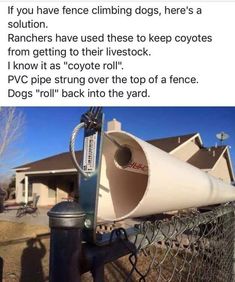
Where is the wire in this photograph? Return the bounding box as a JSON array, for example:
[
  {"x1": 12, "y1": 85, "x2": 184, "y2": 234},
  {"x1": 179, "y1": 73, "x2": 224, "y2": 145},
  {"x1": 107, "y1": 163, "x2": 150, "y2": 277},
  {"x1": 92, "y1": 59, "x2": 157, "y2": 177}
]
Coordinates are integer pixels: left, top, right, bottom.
[{"x1": 69, "y1": 122, "x2": 95, "y2": 179}]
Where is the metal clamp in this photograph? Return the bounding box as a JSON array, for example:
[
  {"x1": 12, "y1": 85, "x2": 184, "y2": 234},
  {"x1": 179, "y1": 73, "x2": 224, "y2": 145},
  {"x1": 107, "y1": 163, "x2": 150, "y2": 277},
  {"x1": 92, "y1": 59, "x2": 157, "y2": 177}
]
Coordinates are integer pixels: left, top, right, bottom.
[{"x1": 70, "y1": 107, "x2": 103, "y2": 179}]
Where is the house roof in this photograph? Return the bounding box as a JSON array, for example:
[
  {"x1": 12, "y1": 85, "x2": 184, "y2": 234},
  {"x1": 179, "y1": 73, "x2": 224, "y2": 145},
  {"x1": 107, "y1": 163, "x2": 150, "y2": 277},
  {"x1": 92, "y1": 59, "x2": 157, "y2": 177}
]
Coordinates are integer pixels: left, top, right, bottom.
[
  {"x1": 147, "y1": 133, "x2": 199, "y2": 153},
  {"x1": 187, "y1": 146, "x2": 226, "y2": 169},
  {"x1": 187, "y1": 146, "x2": 234, "y2": 181},
  {"x1": 15, "y1": 152, "x2": 81, "y2": 172}
]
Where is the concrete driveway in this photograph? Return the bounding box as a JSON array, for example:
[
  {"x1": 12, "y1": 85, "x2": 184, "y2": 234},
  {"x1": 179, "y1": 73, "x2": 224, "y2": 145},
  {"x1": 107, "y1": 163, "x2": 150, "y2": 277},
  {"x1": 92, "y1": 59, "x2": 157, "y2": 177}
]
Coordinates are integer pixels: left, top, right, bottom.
[{"x1": 0, "y1": 206, "x2": 51, "y2": 227}]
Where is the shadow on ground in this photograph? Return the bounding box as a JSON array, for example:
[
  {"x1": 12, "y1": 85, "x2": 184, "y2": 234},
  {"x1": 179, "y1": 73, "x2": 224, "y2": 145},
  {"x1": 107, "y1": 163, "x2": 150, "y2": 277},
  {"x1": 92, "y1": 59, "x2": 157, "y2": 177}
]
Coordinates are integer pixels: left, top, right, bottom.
[{"x1": 20, "y1": 238, "x2": 46, "y2": 282}]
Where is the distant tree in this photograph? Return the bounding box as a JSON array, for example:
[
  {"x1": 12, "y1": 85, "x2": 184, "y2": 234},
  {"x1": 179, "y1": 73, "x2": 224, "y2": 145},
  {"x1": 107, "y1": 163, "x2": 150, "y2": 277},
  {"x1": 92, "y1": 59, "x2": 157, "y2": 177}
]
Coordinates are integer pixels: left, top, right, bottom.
[
  {"x1": 5, "y1": 174, "x2": 16, "y2": 200},
  {"x1": 0, "y1": 174, "x2": 16, "y2": 200},
  {"x1": 0, "y1": 107, "x2": 24, "y2": 177},
  {"x1": 8, "y1": 174, "x2": 16, "y2": 189}
]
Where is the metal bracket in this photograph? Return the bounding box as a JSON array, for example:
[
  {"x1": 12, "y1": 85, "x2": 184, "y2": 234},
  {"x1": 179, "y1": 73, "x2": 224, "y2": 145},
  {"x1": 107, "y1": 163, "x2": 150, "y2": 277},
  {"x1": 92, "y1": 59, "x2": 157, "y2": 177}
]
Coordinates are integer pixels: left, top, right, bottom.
[
  {"x1": 71, "y1": 107, "x2": 138, "y2": 245},
  {"x1": 78, "y1": 108, "x2": 104, "y2": 243}
]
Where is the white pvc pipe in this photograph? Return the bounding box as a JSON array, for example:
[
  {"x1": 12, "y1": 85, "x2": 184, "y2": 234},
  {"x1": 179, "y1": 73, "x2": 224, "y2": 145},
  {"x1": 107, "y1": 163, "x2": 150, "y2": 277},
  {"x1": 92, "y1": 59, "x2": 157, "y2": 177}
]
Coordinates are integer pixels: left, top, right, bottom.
[{"x1": 97, "y1": 131, "x2": 235, "y2": 221}]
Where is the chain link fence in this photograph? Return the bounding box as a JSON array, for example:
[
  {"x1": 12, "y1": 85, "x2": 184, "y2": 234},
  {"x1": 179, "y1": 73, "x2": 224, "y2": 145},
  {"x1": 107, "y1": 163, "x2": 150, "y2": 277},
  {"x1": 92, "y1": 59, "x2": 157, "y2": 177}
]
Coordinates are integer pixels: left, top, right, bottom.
[{"x1": 117, "y1": 203, "x2": 235, "y2": 282}]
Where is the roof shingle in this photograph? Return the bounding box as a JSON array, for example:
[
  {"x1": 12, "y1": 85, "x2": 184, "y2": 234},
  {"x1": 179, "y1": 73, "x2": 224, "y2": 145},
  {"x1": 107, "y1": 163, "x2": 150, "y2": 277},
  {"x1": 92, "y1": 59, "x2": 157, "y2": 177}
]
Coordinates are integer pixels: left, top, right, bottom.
[
  {"x1": 15, "y1": 152, "x2": 81, "y2": 172},
  {"x1": 187, "y1": 146, "x2": 226, "y2": 170},
  {"x1": 147, "y1": 133, "x2": 197, "y2": 153}
]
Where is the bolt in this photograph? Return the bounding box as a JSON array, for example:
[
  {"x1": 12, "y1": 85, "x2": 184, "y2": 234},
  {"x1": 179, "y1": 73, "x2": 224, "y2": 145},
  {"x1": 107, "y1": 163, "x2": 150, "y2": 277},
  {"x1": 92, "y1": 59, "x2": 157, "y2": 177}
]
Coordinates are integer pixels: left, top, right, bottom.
[{"x1": 84, "y1": 218, "x2": 92, "y2": 228}]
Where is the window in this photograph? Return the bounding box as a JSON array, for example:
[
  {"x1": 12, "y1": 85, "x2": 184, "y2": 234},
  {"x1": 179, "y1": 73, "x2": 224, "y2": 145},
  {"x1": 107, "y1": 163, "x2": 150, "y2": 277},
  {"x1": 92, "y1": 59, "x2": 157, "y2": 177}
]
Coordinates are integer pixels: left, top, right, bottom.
[
  {"x1": 28, "y1": 183, "x2": 33, "y2": 197},
  {"x1": 22, "y1": 180, "x2": 33, "y2": 197}
]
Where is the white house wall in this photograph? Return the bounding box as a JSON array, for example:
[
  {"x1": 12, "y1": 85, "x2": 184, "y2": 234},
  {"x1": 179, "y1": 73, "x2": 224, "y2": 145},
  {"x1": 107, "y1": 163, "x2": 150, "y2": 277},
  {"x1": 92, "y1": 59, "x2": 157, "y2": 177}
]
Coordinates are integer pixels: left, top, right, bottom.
[
  {"x1": 171, "y1": 140, "x2": 200, "y2": 162},
  {"x1": 38, "y1": 181, "x2": 56, "y2": 206},
  {"x1": 15, "y1": 172, "x2": 28, "y2": 203},
  {"x1": 209, "y1": 156, "x2": 232, "y2": 183},
  {"x1": 15, "y1": 172, "x2": 56, "y2": 205}
]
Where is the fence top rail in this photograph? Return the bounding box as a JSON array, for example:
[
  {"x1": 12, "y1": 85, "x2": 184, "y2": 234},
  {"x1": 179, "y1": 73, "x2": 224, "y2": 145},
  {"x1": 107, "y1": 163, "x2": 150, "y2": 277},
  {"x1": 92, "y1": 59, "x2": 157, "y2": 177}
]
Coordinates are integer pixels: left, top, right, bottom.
[{"x1": 129, "y1": 203, "x2": 235, "y2": 250}]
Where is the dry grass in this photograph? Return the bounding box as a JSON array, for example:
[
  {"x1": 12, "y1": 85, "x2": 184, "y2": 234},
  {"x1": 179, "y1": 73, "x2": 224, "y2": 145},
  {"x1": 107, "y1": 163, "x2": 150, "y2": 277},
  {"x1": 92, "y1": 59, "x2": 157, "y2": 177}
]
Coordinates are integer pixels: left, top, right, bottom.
[{"x1": 0, "y1": 221, "x2": 49, "y2": 242}]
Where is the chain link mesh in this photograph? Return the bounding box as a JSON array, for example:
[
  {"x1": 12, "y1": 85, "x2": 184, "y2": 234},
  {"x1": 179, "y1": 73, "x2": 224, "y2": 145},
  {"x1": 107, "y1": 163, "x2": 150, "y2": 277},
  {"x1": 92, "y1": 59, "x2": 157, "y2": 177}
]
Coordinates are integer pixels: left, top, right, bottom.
[{"x1": 124, "y1": 203, "x2": 235, "y2": 282}]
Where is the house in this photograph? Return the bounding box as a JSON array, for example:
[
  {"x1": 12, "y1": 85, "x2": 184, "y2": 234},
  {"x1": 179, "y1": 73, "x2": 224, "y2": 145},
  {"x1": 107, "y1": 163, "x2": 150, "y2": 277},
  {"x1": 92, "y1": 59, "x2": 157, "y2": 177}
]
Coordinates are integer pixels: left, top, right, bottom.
[
  {"x1": 15, "y1": 152, "x2": 81, "y2": 206},
  {"x1": 14, "y1": 121, "x2": 234, "y2": 206},
  {"x1": 148, "y1": 133, "x2": 234, "y2": 183}
]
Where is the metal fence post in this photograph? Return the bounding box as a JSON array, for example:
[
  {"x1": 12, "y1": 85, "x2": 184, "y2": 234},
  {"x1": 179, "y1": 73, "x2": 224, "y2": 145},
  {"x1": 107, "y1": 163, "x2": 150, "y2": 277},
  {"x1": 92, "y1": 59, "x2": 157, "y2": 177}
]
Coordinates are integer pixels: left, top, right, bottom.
[
  {"x1": 48, "y1": 201, "x2": 85, "y2": 282},
  {"x1": 0, "y1": 256, "x2": 3, "y2": 282}
]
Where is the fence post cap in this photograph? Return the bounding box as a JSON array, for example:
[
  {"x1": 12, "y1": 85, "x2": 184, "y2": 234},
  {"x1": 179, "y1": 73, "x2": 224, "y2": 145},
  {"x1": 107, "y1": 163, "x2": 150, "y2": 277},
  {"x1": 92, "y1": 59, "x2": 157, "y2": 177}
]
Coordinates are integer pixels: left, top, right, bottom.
[{"x1": 48, "y1": 201, "x2": 85, "y2": 229}]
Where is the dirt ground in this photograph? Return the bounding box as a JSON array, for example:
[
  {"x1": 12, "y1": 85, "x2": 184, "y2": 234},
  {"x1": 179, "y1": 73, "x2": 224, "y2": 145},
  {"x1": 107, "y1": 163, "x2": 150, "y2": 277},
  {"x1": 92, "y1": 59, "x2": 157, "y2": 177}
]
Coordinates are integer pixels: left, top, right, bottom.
[
  {"x1": 0, "y1": 220, "x2": 134, "y2": 282},
  {"x1": 0, "y1": 220, "x2": 162, "y2": 282},
  {"x1": 0, "y1": 220, "x2": 50, "y2": 282}
]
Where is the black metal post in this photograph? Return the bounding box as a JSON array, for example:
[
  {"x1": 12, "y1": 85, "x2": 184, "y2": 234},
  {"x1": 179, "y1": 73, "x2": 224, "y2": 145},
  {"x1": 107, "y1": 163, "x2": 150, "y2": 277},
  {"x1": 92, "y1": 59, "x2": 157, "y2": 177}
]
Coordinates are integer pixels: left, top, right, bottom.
[
  {"x1": 0, "y1": 256, "x2": 3, "y2": 282},
  {"x1": 91, "y1": 259, "x2": 105, "y2": 282},
  {"x1": 80, "y1": 239, "x2": 136, "y2": 277},
  {"x1": 48, "y1": 201, "x2": 85, "y2": 282}
]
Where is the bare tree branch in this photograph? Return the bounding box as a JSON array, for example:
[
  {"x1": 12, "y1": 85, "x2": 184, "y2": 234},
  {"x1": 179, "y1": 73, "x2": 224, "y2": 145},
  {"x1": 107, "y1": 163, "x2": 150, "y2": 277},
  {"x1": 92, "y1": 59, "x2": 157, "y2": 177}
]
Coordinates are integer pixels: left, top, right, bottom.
[{"x1": 0, "y1": 107, "x2": 24, "y2": 170}]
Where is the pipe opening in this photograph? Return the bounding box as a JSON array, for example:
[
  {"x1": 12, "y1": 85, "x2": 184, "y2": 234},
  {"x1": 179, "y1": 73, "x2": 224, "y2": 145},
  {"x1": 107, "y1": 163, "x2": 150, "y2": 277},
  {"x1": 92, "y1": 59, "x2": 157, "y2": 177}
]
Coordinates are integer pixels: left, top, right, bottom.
[
  {"x1": 114, "y1": 146, "x2": 132, "y2": 167},
  {"x1": 98, "y1": 132, "x2": 148, "y2": 221}
]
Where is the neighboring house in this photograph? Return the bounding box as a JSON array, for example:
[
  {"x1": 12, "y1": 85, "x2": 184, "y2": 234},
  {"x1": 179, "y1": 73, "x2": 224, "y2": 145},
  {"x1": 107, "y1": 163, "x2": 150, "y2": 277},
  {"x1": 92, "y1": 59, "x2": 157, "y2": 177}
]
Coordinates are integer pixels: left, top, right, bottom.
[
  {"x1": 148, "y1": 133, "x2": 234, "y2": 183},
  {"x1": 14, "y1": 125, "x2": 234, "y2": 206}
]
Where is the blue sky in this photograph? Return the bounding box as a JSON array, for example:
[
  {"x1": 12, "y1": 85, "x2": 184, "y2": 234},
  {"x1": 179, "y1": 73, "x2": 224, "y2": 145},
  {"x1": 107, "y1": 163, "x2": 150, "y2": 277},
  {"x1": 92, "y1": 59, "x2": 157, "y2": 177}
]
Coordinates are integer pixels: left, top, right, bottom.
[{"x1": 14, "y1": 107, "x2": 235, "y2": 170}]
